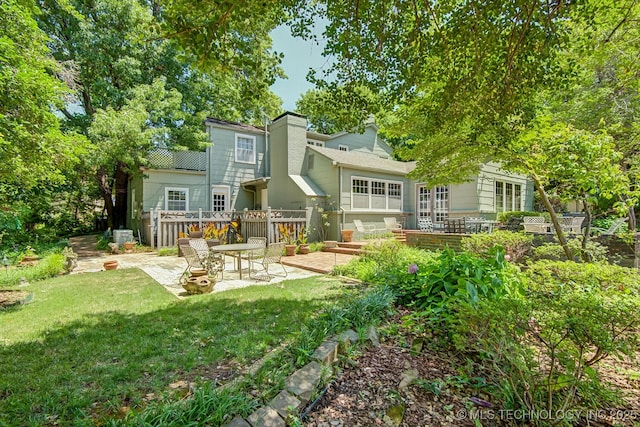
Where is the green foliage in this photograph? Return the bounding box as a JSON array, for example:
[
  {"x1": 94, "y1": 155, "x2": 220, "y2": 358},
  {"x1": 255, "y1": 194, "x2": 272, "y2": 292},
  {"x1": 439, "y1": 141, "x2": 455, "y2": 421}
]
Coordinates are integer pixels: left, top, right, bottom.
[
  {"x1": 532, "y1": 238, "x2": 609, "y2": 263},
  {"x1": 0, "y1": 253, "x2": 65, "y2": 287},
  {"x1": 400, "y1": 248, "x2": 522, "y2": 319},
  {"x1": 454, "y1": 260, "x2": 640, "y2": 415},
  {"x1": 497, "y1": 211, "x2": 549, "y2": 223},
  {"x1": 461, "y1": 231, "x2": 533, "y2": 263}
]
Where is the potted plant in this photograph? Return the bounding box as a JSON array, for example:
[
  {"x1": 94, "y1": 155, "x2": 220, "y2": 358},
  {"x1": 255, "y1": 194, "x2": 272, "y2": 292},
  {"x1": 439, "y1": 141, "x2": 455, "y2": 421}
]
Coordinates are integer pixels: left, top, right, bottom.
[
  {"x1": 123, "y1": 241, "x2": 136, "y2": 252},
  {"x1": 103, "y1": 260, "x2": 118, "y2": 270},
  {"x1": 297, "y1": 227, "x2": 310, "y2": 255},
  {"x1": 278, "y1": 223, "x2": 297, "y2": 256},
  {"x1": 187, "y1": 224, "x2": 203, "y2": 239},
  {"x1": 341, "y1": 229, "x2": 354, "y2": 242}
]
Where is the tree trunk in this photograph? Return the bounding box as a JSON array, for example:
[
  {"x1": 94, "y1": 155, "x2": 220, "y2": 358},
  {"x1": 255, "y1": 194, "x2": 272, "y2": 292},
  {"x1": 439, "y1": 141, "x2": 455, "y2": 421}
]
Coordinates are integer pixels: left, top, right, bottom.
[
  {"x1": 96, "y1": 165, "x2": 114, "y2": 229},
  {"x1": 531, "y1": 173, "x2": 573, "y2": 261},
  {"x1": 581, "y1": 198, "x2": 592, "y2": 262},
  {"x1": 113, "y1": 161, "x2": 129, "y2": 229}
]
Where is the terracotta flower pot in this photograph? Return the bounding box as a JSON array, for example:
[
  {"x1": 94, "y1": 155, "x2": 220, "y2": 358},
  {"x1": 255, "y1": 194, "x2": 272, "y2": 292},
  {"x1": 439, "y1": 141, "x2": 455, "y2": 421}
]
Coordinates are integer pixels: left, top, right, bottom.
[
  {"x1": 103, "y1": 260, "x2": 118, "y2": 270},
  {"x1": 285, "y1": 244, "x2": 297, "y2": 256},
  {"x1": 341, "y1": 230, "x2": 354, "y2": 242},
  {"x1": 298, "y1": 244, "x2": 310, "y2": 255},
  {"x1": 189, "y1": 269, "x2": 208, "y2": 277},
  {"x1": 123, "y1": 242, "x2": 135, "y2": 252},
  {"x1": 188, "y1": 231, "x2": 203, "y2": 239}
]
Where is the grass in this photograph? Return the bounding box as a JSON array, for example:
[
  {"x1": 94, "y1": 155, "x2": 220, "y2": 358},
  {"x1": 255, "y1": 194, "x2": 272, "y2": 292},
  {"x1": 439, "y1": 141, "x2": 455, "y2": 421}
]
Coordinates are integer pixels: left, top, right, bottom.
[{"x1": 0, "y1": 269, "x2": 349, "y2": 426}]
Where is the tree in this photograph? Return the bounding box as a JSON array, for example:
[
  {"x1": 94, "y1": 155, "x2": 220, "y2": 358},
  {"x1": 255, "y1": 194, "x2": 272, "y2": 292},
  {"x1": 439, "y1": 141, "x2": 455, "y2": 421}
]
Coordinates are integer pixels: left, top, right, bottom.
[
  {"x1": 296, "y1": 85, "x2": 381, "y2": 134},
  {"x1": 36, "y1": 0, "x2": 284, "y2": 228},
  {"x1": 0, "y1": 0, "x2": 87, "y2": 199}
]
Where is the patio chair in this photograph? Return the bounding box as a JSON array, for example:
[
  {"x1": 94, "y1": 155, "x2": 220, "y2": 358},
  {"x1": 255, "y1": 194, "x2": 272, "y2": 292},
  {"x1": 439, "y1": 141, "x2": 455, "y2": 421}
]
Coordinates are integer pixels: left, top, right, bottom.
[
  {"x1": 189, "y1": 238, "x2": 224, "y2": 279},
  {"x1": 383, "y1": 217, "x2": 402, "y2": 232},
  {"x1": 250, "y1": 242, "x2": 287, "y2": 281},
  {"x1": 556, "y1": 216, "x2": 584, "y2": 234},
  {"x1": 523, "y1": 216, "x2": 548, "y2": 233},
  {"x1": 499, "y1": 216, "x2": 523, "y2": 232},
  {"x1": 241, "y1": 236, "x2": 267, "y2": 268},
  {"x1": 590, "y1": 217, "x2": 627, "y2": 236},
  {"x1": 179, "y1": 245, "x2": 205, "y2": 284},
  {"x1": 417, "y1": 217, "x2": 434, "y2": 232},
  {"x1": 444, "y1": 218, "x2": 466, "y2": 234},
  {"x1": 353, "y1": 219, "x2": 382, "y2": 238}
]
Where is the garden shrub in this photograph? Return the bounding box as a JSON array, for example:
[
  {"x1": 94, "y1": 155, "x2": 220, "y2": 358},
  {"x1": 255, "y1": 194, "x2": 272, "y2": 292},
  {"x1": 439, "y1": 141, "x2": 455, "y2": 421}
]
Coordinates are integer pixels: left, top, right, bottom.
[
  {"x1": 461, "y1": 230, "x2": 533, "y2": 263},
  {"x1": 0, "y1": 252, "x2": 65, "y2": 286},
  {"x1": 531, "y1": 237, "x2": 609, "y2": 262},
  {"x1": 497, "y1": 211, "x2": 549, "y2": 222},
  {"x1": 453, "y1": 260, "x2": 640, "y2": 419},
  {"x1": 395, "y1": 247, "x2": 522, "y2": 321}
]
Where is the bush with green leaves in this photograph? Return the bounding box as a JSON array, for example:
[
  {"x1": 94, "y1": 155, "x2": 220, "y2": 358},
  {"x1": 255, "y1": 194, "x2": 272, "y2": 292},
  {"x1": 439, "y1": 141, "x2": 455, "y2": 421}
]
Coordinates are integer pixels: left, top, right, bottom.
[
  {"x1": 453, "y1": 260, "x2": 640, "y2": 419},
  {"x1": 395, "y1": 247, "x2": 522, "y2": 321},
  {"x1": 531, "y1": 237, "x2": 609, "y2": 262},
  {"x1": 497, "y1": 211, "x2": 549, "y2": 222},
  {"x1": 461, "y1": 230, "x2": 533, "y2": 263},
  {"x1": 0, "y1": 252, "x2": 65, "y2": 287}
]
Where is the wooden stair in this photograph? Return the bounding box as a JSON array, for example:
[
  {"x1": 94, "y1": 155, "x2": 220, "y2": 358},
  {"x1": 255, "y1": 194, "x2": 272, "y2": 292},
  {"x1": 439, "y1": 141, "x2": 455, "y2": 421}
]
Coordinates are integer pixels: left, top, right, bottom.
[{"x1": 322, "y1": 241, "x2": 365, "y2": 255}]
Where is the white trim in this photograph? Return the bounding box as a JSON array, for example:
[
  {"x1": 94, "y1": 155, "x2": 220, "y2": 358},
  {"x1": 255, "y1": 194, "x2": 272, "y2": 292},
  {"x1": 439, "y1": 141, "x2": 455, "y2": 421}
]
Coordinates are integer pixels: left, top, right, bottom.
[
  {"x1": 235, "y1": 133, "x2": 256, "y2": 164},
  {"x1": 351, "y1": 175, "x2": 403, "y2": 211},
  {"x1": 493, "y1": 180, "x2": 523, "y2": 213},
  {"x1": 212, "y1": 185, "x2": 230, "y2": 212},
  {"x1": 415, "y1": 183, "x2": 450, "y2": 222},
  {"x1": 165, "y1": 187, "x2": 189, "y2": 211}
]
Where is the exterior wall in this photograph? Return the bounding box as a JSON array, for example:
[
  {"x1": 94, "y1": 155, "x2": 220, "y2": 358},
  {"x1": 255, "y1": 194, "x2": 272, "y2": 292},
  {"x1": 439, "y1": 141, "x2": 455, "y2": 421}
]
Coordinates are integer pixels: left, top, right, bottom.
[
  {"x1": 327, "y1": 125, "x2": 393, "y2": 157},
  {"x1": 449, "y1": 181, "x2": 481, "y2": 217},
  {"x1": 268, "y1": 113, "x2": 309, "y2": 209},
  {"x1": 476, "y1": 162, "x2": 534, "y2": 217},
  {"x1": 206, "y1": 123, "x2": 267, "y2": 210},
  {"x1": 140, "y1": 169, "x2": 207, "y2": 211},
  {"x1": 127, "y1": 176, "x2": 145, "y2": 231}
]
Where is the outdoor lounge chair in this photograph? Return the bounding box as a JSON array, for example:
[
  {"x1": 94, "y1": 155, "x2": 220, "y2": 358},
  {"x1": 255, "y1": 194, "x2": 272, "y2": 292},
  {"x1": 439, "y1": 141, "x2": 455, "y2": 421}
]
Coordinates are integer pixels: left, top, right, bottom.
[
  {"x1": 353, "y1": 219, "x2": 383, "y2": 238},
  {"x1": 250, "y1": 242, "x2": 287, "y2": 281},
  {"x1": 383, "y1": 217, "x2": 402, "y2": 232},
  {"x1": 417, "y1": 217, "x2": 434, "y2": 232},
  {"x1": 590, "y1": 217, "x2": 627, "y2": 236}
]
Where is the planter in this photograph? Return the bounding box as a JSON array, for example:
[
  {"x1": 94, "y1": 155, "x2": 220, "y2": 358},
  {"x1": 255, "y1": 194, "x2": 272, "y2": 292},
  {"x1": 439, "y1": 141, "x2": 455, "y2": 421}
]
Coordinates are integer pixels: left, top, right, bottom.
[
  {"x1": 298, "y1": 244, "x2": 310, "y2": 255},
  {"x1": 324, "y1": 240, "x2": 338, "y2": 249},
  {"x1": 103, "y1": 260, "x2": 118, "y2": 270},
  {"x1": 188, "y1": 231, "x2": 203, "y2": 239},
  {"x1": 123, "y1": 241, "x2": 135, "y2": 253},
  {"x1": 341, "y1": 230, "x2": 354, "y2": 243},
  {"x1": 182, "y1": 275, "x2": 214, "y2": 294},
  {"x1": 189, "y1": 269, "x2": 208, "y2": 277},
  {"x1": 285, "y1": 244, "x2": 297, "y2": 256}
]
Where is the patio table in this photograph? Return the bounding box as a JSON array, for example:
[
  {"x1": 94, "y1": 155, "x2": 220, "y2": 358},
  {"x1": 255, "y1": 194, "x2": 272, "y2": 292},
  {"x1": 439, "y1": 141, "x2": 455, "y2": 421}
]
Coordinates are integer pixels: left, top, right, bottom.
[
  {"x1": 209, "y1": 243, "x2": 264, "y2": 280},
  {"x1": 465, "y1": 219, "x2": 499, "y2": 233}
]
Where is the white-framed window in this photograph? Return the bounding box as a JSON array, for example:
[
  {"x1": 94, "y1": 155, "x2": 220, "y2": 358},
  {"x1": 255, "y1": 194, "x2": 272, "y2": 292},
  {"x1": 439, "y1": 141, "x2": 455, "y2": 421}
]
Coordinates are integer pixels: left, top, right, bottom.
[
  {"x1": 235, "y1": 133, "x2": 256, "y2": 164},
  {"x1": 307, "y1": 139, "x2": 324, "y2": 147},
  {"x1": 351, "y1": 176, "x2": 403, "y2": 211},
  {"x1": 165, "y1": 187, "x2": 189, "y2": 211},
  {"x1": 212, "y1": 185, "x2": 230, "y2": 212},
  {"x1": 338, "y1": 145, "x2": 349, "y2": 151},
  {"x1": 417, "y1": 185, "x2": 449, "y2": 222},
  {"x1": 495, "y1": 181, "x2": 522, "y2": 212}
]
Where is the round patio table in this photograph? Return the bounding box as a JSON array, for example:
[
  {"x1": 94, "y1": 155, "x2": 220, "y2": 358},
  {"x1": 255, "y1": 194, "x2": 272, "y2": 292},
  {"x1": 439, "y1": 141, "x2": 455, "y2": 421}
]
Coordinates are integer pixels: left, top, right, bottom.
[{"x1": 209, "y1": 243, "x2": 264, "y2": 279}]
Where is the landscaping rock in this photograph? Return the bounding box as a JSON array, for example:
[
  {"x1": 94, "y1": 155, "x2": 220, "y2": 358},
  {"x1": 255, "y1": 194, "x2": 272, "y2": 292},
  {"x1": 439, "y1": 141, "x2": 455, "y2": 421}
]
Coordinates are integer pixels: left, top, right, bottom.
[
  {"x1": 312, "y1": 340, "x2": 339, "y2": 365},
  {"x1": 285, "y1": 361, "x2": 322, "y2": 403},
  {"x1": 337, "y1": 329, "x2": 359, "y2": 349},
  {"x1": 270, "y1": 390, "x2": 303, "y2": 419},
  {"x1": 225, "y1": 416, "x2": 251, "y2": 427},
  {"x1": 367, "y1": 325, "x2": 380, "y2": 347},
  {"x1": 246, "y1": 406, "x2": 285, "y2": 427}
]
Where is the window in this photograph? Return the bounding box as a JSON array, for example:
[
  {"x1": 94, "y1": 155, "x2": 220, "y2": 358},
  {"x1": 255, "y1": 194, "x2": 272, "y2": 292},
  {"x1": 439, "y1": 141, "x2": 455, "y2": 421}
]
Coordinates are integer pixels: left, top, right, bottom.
[
  {"x1": 338, "y1": 145, "x2": 349, "y2": 151},
  {"x1": 351, "y1": 177, "x2": 403, "y2": 211},
  {"x1": 165, "y1": 187, "x2": 188, "y2": 211},
  {"x1": 495, "y1": 181, "x2": 522, "y2": 212},
  {"x1": 235, "y1": 134, "x2": 256, "y2": 164},
  {"x1": 212, "y1": 186, "x2": 229, "y2": 212},
  {"x1": 417, "y1": 185, "x2": 449, "y2": 222},
  {"x1": 307, "y1": 140, "x2": 324, "y2": 147}
]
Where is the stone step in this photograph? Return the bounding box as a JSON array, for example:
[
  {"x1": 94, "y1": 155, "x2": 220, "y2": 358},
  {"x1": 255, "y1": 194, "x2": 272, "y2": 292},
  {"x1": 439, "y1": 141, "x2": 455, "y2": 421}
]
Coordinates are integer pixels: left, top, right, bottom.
[{"x1": 322, "y1": 247, "x2": 361, "y2": 255}]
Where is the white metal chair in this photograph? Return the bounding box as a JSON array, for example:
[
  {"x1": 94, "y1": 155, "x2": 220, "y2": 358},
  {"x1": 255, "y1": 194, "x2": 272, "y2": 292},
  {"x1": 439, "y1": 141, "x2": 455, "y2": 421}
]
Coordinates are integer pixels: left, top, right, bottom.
[
  {"x1": 179, "y1": 245, "x2": 205, "y2": 284},
  {"x1": 523, "y1": 216, "x2": 549, "y2": 233},
  {"x1": 417, "y1": 217, "x2": 434, "y2": 232},
  {"x1": 383, "y1": 217, "x2": 402, "y2": 232},
  {"x1": 353, "y1": 219, "x2": 382, "y2": 238},
  {"x1": 189, "y1": 238, "x2": 224, "y2": 279},
  {"x1": 250, "y1": 242, "x2": 287, "y2": 281}
]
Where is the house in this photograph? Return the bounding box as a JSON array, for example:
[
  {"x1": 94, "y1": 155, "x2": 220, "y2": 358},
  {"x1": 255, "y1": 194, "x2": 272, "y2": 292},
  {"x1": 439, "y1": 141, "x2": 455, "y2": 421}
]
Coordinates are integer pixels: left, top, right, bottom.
[{"x1": 128, "y1": 112, "x2": 534, "y2": 242}]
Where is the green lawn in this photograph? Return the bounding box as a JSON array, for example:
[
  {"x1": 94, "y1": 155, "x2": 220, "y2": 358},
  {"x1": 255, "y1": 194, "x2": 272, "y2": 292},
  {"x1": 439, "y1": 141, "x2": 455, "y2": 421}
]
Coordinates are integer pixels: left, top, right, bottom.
[{"x1": 0, "y1": 268, "x2": 348, "y2": 426}]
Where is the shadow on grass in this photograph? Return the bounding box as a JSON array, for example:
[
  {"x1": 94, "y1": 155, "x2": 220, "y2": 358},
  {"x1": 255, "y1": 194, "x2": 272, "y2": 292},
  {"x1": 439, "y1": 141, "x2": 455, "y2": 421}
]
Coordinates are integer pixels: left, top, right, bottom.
[{"x1": 0, "y1": 282, "x2": 346, "y2": 425}]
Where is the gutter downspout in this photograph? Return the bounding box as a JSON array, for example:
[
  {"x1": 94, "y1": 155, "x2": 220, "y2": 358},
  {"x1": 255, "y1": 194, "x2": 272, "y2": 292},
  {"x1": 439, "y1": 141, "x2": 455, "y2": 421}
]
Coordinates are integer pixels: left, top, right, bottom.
[
  {"x1": 264, "y1": 115, "x2": 270, "y2": 177},
  {"x1": 339, "y1": 165, "x2": 344, "y2": 240}
]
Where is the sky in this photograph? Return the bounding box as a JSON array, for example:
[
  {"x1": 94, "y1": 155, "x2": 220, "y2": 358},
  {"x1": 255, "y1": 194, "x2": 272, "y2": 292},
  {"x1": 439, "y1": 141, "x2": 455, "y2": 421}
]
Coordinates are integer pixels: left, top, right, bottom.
[{"x1": 269, "y1": 23, "x2": 330, "y2": 112}]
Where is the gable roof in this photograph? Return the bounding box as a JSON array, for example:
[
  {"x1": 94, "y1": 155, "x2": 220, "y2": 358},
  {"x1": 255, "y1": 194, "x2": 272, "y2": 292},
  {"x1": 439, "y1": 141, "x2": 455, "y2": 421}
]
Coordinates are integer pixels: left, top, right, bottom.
[
  {"x1": 308, "y1": 145, "x2": 415, "y2": 175},
  {"x1": 205, "y1": 117, "x2": 264, "y2": 134}
]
